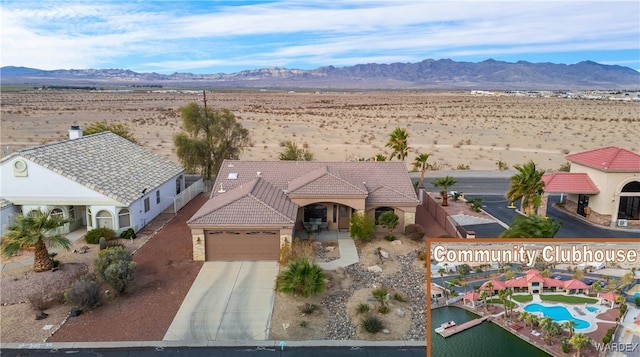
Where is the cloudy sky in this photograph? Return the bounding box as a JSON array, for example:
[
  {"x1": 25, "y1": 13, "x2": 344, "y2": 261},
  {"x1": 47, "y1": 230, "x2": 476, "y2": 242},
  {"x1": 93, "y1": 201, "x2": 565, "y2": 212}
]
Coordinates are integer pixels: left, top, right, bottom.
[{"x1": 1, "y1": 1, "x2": 638, "y2": 74}]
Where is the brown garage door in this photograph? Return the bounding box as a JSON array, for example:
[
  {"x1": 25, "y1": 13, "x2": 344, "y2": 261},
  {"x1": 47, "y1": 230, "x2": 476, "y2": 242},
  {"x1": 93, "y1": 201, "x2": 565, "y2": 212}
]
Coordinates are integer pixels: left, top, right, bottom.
[{"x1": 205, "y1": 230, "x2": 280, "y2": 260}]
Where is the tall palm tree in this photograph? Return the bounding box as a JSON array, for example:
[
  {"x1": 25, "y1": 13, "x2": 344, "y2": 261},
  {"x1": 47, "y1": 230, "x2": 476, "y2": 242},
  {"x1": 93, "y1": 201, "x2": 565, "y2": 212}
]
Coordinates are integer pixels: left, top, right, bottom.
[
  {"x1": 479, "y1": 290, "x2": 489, "y2": 315},
  {"x1": 412, "y1": 153, "x2": 431, "y2": 188},
  {"x1": 506, "y1": 288, "x2": 514, "y2": 323},
  {"x1": 438, "y1": 268, "x2": 448, "y2": 299},
  {"x1": 506, "y1": 160, "x2": 545, "y2": 216},
  {"x1": 485, "y1": 281, "x2": 494, "y2": 307},
  {"x1": 563, "y1": 320, "x2": 576, "y2": 338},
  {"x1": 498, "y1": 289, "x2": 508, "y2": 321},
  {"x1": 385, "y1": 127, "x2": 410, "y2": 161},
  {"x1": 432, "y1": 176, "x2": 457, "y2": 206},
  {"x1": 569, "y1": 333, "x2": 591, "y2": 357},
  {"x1": 540, "y1": 316, "x2": 554, "y2": 341},
  {"x1": 1, "y1": 210, "x2": 71, "y2": 272}
]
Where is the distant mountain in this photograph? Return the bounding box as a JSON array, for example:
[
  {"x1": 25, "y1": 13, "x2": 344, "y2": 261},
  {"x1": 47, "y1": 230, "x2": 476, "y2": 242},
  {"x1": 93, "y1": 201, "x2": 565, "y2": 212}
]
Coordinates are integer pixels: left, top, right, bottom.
[{"x1": 2, "y1": 59, "x2": 639, "y2": 90}]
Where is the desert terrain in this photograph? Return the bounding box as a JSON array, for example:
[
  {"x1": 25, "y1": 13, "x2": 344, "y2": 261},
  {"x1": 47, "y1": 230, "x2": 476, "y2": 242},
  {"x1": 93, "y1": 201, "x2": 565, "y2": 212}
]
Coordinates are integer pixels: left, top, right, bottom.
[{"x1": 1, "y1": 90, "x2": 638, "y2": 170}]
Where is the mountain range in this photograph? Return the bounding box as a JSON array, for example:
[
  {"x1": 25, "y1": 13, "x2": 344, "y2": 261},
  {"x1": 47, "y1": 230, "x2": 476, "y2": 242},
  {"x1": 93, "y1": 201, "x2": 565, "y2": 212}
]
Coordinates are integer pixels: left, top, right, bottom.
[{"x1": 2, "y1": 59, "x2": 639, "y2": 90}]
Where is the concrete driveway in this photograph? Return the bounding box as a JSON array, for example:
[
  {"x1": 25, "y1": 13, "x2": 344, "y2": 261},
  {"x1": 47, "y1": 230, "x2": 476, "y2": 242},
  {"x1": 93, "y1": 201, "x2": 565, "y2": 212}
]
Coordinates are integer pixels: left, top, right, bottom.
[{"x1": 163, "y1": 261, "x2": 279, "y2": 341}]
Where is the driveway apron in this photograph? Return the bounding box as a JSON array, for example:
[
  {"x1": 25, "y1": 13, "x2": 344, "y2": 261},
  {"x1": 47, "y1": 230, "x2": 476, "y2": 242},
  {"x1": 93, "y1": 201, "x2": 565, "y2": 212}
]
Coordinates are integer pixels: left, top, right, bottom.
[{"x1": 163, "y1": 261, "x2": 278, "y2": 341}]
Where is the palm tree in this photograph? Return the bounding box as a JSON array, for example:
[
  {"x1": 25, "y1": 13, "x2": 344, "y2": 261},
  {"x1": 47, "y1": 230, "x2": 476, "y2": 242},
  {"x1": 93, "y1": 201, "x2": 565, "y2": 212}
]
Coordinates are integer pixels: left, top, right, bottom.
[
  {"x1": 484, "y1": 281, "x2": 494, "y2": 307},
  {"x1": 479, "y1": 290, "x2": 489, "y2": 315},
  {"x1": 1, "y1": 210, "x2": 71, "y2": 272},
  {"x1": 540, "y1": 316, "x2": 554, "y2": 342},
  {"x1": 563, "y1": 320, "x2": 576, "y2": 338},
  {"x1": 385, "y1": 127, "x2": 410, "y2": 161},
  {"x1": 569, "y1": 333, "x2": 591, "y2": 357},
  {"x1": 412, "y1": 153, "x2": 431, "y2": 188},
  {"x1": 372, "y1": 153, "x2": 387, "y2": 162},
  {"x1": 432, "y1": 176, "x2": 457, "y2": 206},
  {"x1": 505, "y1": 160, "x2": 545, "y2": 216},
  {"x1": 518, "y1": 311, "x2": 529, "y2": 327},
  {"x1": 506, "y1": 288, "x2": 514, "y2": 323},
  {"x1": 573, "y1": 268, "x2": 585, "y2": 280},
  {"x1": 499, "y1": 214, "x2": 561, "y2": 238},
  {"x1": 276, "y1": 257, "x2": 326, "y2": 298},
  {"x1": 438, "y1": 268, "x2": 448, "y2": 299},
  {"x1": 498, "y1": 289, "x2": 508, "y2": 321}
]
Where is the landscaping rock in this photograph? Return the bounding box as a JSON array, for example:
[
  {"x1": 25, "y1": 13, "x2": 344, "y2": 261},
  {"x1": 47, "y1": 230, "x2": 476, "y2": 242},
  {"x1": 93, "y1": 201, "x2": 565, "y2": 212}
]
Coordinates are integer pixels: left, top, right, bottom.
[
  {"x1": 35, "y1": 311, "x2": 48, "y2": 320},
  {"x1": 367, "y1": 265, "x2": 383, "y2": 273},
  {"x1": 396, "y1": 308, "x2": 405, "y2": 317},
  {"x1": 382, "y1": 329, "x2": 390, "y2": 334},
  {"x1": 325, "y1": 246, "x2": 335, "y2": 252},
  {"x1": 391, "y1": 240, "x2": 402, "y2": 246},
  {"x1": 379, "y1": 250, "x2": 390, "y2": 259},
  {"x1": 335, "y1": 266, "x2": 346, "y2": 276},
  {"x1": 69, "y1": 308, "x2": 82, "y2": 317}
]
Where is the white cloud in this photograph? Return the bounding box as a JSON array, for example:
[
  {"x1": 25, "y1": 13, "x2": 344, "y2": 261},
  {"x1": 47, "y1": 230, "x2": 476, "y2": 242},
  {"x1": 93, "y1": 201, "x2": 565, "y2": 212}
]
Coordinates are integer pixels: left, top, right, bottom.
[{"x1": 1, "y1": 1, "x2": 638, "y2": 73}]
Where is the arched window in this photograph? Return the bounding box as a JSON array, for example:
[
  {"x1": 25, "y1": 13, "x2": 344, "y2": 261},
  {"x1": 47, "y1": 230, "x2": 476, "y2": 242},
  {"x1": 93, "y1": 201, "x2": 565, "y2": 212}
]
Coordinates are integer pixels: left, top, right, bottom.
[
  {"x1": 118, "y1": 208, "x2": 131, "y2": 228},
  {"x1": 618, "y1": 181, "x2": 640, "y2": 220},
  {"x1": 96, "y1": 210, "x2": 113, "y2": 229},
  {"x1": 50, "y1": 208, "x2": 64, "y2": 219},
  {"x1": 374, "y1": 207, "x2": 394, "y2": 224}
]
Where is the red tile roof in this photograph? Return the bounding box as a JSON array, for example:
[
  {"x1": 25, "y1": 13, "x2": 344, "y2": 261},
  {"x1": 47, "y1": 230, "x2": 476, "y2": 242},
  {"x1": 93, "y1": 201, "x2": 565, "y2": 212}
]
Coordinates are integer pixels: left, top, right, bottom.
[
  {"x1": 542, "y1": 172, "x2": 600, "y2": 194},
  {"x1": 567, "y1": 146, "x2": 640, "y2": 172},
  {"x1": 463, "y1": 291, "x2": 481, "y2": 301},
  {"x1": 563, "y1": 279, "x2": 589, "y2": 290},
  {"x1": 599, "y1": 292, "x2": 619, "y2": 302},
  {"x1": 481, "y1": 279, "x2": 507, "y2": 290}
]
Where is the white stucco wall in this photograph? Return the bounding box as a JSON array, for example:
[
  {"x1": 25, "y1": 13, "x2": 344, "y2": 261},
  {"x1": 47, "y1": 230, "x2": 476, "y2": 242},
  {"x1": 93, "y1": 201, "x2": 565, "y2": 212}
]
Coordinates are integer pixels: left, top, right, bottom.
[
  {"x1": 571, "y1": 163, "x2": 639, "y2": 215},
  {"x1": 0, "y1": 157, "x2": 121, "y2": 206}
]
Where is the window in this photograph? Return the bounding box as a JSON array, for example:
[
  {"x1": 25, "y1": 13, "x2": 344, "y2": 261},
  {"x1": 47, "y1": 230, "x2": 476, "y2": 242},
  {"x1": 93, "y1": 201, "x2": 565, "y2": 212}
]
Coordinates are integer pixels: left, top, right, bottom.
[
  {"x1": 333, "y1": 204, "x2": 338, "y2": 223},
  {"x1": 144, "y1": 197, "x2": 150, "y2": 213},
  {"x1": 96, "y1": 210, "x2": 113, "y2": 229},
  {"x1": 118, "y1": 208, "x2": 131, "y2": 228},
  {"x1": 50, "y1": 208, "x2": 64, "y2": 219},
  {"x1": 156, "y1": 190, "x2": 160, "y2": 204},
  {"x1": 374, "y1": 207, "x2": 394, "y2": 224},
  {"x1": 68, "y1": 206, "x2": 75, "y2": 220}
]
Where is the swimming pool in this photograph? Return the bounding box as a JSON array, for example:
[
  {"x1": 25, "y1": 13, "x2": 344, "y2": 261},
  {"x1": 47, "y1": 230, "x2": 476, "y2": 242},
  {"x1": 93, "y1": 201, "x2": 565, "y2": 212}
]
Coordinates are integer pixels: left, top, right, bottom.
[
  {"x1": 586, "y1": 306, "x2": 600, "y2": 313},
  {"x1": 634, "y1": 292, "x2": 640, "y2": 298},
  {"x1": 524, "y1": 304, "x2": 590, "y2": 329}
]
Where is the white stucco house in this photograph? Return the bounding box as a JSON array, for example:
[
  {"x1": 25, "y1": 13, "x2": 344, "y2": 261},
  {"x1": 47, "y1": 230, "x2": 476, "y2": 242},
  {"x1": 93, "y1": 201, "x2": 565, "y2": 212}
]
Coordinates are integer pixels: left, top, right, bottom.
[{"x1": 0, "y1": 127, "x2": 185, "y2": 236}]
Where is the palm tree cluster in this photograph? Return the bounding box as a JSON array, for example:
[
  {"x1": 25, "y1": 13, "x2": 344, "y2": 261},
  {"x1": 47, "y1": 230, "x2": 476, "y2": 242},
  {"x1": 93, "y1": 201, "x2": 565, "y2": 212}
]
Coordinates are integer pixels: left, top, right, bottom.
[{"x1": 385, "y1": 127, "x2": 410, "y2": 161}]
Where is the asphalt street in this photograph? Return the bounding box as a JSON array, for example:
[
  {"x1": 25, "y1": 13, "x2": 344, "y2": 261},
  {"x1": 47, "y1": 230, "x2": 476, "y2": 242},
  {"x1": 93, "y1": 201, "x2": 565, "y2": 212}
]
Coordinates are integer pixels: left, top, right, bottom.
[{"x1": 0, "y1": 346, "x2": 428, "y2": 357}]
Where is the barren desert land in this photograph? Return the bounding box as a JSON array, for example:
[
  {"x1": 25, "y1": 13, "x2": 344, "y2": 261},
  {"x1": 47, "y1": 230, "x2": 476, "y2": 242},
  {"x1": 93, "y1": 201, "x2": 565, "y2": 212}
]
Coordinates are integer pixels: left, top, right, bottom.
[{"x1": 1, "y1": 90, "x2": 638, "y2": 169}]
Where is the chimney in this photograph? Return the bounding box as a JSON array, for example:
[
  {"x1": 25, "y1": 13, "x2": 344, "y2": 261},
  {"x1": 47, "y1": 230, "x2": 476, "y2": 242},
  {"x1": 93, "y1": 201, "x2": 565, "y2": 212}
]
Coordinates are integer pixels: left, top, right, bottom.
[{"x1": 69, "y1": 125, "x2": 83, "y2": 140}]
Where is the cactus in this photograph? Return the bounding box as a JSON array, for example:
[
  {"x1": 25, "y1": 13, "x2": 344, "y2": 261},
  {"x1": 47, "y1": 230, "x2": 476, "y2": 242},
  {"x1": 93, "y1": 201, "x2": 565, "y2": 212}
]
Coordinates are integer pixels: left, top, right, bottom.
[{"x1": 99, "y1": 237, "x2": 107, "y2": 250}]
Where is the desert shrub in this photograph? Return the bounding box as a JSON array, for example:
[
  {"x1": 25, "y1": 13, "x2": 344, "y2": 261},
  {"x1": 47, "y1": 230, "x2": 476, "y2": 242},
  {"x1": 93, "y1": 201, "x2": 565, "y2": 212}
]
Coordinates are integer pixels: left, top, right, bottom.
[
  {"x1": 417, "y1": 250, "x2": 427, "y2": 261},
  {"x1": 28, "y1": 289, "x2": 61, "y2": 311},
  {"x1": 635, "y1": 297, "x2": 640, "y2": 307},
  {"x1": 350, "y1": 212, "x2": 376, "y2": 242},
  {"x1": 299, "y1": 303, "x2": 318, "y2": 315},
  {"x1": 102, "y1": 260, "x2": 137, "y2": 294},
  {"x1": 64, "y1": 275, "x2": 101, "y2": 310},
  {"x1": 378, "y1": 305, "x2": 389, "y2": 314},
  {"x1": 404, "y1": 224, "x2": 425, "y2": 241},
  {"x1": 85, "y1": 227, "x2": 116, "y2": 244},
  {"x1": 360, "y1": 315, "x2": 384, "y2": 333},
  {"x1": 456, "y1": 163, "x2": 470, "y2": 170},
  {"x1": 393, "y1": 292, "x2": 406, "y2": 302},
  {"x1": 119, "y1": 228, "x2": 136, "y2": 240},
  {"x1": 372, "y1": 287, "x2": 389, "y2": 308},
  {"x1": 105, "y1": 240, "x2": 125, "y2": 249},
  {"x1": 383, "y1": 234, "x2": 396, "y2": 241},
  {"x1": 467, "y1": 197, "x2": 483, "y2": 212},
  {"x1": 276, "y1": 257, "x2": 326, "y2": 298},
  {"x1": 378, "y1": 211, "x2": 399, "y2": 234},
  {"x1": 356, "y1": 303, "x2": 370, "y2": 314},
  {"x1": 299, "y1": 320, "x2": 308, "y2": 328},
  {"x1": 278, "y1": 241, "x2": 293, "y2": 267},
  {"x1": 558, "y1": 162, "x2": 571, "y2": 172},
  {"x1": 496, "y1": 160, "x2": 509, "y2": 171},
  {"x1": 94, "y1": 246, "x2": 136, "y2": 293}
]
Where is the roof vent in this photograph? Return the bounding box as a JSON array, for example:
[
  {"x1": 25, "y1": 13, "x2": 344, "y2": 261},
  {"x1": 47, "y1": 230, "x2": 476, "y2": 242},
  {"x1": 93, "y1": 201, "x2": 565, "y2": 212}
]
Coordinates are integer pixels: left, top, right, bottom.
[
  {"x1": 227, "y1": 172, "x2": 238, "y2": 179},
  {"x1": 256, "y1": 171, "x2": 262, "y2": 177},
  {"x1": 218, "y1": 183, "x2": 226, "y2": 193}
]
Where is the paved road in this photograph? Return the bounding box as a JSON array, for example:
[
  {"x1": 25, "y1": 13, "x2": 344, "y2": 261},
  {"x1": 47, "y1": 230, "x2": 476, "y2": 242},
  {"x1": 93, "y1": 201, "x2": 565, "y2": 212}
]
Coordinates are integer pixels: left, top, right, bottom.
[
  {"x1": 417, "y1": 173, "x2": 511, "y2": 195},
  {"x1": 1, "y1": 346, "x2": 427, "y2": 357},
  {"x1": 164, "y1": 261, "x2": 279, "y2": 341},
  {"x1": 467, "y1": 194, "x2": 640, "y2": 238}
]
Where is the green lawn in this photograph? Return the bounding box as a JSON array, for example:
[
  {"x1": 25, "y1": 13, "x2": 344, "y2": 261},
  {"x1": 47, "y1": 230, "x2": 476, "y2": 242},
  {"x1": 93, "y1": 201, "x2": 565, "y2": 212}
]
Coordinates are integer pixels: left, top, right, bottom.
[
  {"x1": 511, "y1": 294, "x2": 533, "y2": 303},
  {"x1": 488, "y1": 298, "x2": 517, "y2": 309},
  {"x1": 540, "y1": 294, "x2": 598, "y2": 304}
]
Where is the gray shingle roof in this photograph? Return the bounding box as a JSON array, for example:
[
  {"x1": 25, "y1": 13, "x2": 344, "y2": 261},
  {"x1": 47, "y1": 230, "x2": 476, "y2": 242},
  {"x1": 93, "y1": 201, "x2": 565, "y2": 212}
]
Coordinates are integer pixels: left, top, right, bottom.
[
  {"x1": 3, "y1": 132, "x2": 184, "y2": 206},
  {"x1": 190, "y1": 160, "x2": 417, "y2": 226},
  {"x1": 189, "y1": 177, "x2": 298, "y2": 225}
]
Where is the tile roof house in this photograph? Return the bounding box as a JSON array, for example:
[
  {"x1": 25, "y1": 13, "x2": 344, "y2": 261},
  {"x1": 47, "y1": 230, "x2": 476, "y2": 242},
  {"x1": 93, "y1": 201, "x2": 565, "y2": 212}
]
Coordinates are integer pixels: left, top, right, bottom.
[
  {"x1": 539, "y1": 146, "x2": 640, "y2": 229},
  {"x1": 0, "y1": 127, "x2": 185, "y2": 236},
  {"x1": 188, "y1": 160, "x2": 418, "y2": 261},
  {"x1": 481, "y1": 269, "x2": 589, "y2": 295}
]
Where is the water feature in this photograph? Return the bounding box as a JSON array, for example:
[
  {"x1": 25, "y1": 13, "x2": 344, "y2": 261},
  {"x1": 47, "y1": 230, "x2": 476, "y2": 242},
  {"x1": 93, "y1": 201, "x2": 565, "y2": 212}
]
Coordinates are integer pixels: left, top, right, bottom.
[
  {"x1": 431, "y1": 306, "x2": 550, "y2": 356},
  {"x1": 524, "y1": 303, "x2": 590, "y2": 329},
  {"x1": 586, "y1": 306, "x2": 600, "y2": 313}
]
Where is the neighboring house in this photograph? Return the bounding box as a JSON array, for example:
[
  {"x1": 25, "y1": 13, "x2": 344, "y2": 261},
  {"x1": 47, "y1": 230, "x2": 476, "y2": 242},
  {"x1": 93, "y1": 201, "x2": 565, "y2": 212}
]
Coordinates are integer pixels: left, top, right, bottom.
[
  {"x1": 0, "y1": 127, "x2": 185, "y2": 236},
  {"x1": 188, "y1": 160, "x2": 418, "y2": 261},
  {"x1": 540, "y1": 146, "x2": 640, "y2": 229}
]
